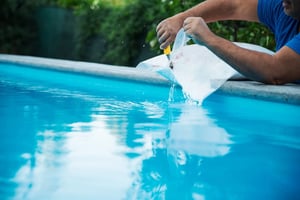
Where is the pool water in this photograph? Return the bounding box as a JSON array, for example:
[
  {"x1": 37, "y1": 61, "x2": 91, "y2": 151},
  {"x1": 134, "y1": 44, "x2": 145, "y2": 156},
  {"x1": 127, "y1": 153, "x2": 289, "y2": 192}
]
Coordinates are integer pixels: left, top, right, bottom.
[{"x1": 0, "y1": 63, "x2": 300, "y2": 200}]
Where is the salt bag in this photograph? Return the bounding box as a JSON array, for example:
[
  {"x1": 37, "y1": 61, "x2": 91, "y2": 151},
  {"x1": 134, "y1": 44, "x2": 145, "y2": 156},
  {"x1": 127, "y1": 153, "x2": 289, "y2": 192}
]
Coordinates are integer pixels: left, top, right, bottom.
[
  {"x1": 171, "y1": 28, "x2": 235, "y2": 103},
  {"x1": 137, "y1": 28, "x2": 274, "y2": 104},
  {"x1": 136, "y1": 54, "x2": 178, "y2": 83},
  {"x1": 170, "y1": 29, "x2": 274, "y2": 104}
]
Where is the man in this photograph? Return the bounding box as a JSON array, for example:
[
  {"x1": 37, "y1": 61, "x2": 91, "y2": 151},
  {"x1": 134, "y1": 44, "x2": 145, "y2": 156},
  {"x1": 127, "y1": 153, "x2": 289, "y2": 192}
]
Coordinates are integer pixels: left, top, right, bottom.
[{"x1": 156, "y1": 0, "x2": 300, "y2": 84}]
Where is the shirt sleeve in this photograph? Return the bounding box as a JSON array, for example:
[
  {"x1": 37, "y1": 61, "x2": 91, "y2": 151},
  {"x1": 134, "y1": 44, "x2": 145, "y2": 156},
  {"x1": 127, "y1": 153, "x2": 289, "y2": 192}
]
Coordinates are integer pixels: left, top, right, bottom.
[
  {"x1": 257, "y1": 0, "x2": 281, "y2": 33},
  {"x1": 286, "y1": 34, "x2": 300, "y2": 55}
]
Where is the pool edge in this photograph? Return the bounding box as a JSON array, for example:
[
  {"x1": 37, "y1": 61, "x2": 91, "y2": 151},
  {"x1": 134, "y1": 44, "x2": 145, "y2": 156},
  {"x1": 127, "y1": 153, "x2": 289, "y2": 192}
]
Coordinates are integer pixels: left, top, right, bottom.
[
  {"x1": 1, "y1": 54, "x2": 299, "y2": 105},
  {"x1": 0, "y1": 54, "x2": 170, "y2": 86}
]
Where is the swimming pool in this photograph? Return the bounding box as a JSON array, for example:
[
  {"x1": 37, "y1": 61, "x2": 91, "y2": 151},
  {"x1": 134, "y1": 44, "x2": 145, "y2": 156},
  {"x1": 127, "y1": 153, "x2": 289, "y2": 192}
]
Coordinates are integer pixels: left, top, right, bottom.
[{"x1": 1, "y1": 58, "x2": 300, "y2": 200}]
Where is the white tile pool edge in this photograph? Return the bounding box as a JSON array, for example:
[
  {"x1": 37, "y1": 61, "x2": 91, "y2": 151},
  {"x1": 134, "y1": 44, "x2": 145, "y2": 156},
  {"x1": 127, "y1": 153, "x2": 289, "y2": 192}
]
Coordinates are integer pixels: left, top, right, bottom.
[{"x1": 1, "y1": 54, "x2": 300, "y2": 105}]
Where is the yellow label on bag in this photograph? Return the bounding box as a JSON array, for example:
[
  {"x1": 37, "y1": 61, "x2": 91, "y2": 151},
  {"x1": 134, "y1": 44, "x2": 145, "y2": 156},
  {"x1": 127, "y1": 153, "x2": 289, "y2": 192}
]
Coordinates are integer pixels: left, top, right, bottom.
[{"x1": 164, "y1": 45, "x2": 171, "y2": 55}]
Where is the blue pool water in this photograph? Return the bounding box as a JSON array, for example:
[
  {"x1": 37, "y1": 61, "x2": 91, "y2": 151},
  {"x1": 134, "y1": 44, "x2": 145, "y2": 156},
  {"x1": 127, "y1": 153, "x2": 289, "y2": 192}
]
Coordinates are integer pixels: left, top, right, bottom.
[{"x1": 0, "y1": 63, "x2": 300, "y2": 200}]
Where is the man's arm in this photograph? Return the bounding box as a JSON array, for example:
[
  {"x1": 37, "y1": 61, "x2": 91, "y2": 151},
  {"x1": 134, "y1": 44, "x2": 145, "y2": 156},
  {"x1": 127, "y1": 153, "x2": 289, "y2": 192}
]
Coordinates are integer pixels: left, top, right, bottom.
[
  {"x1": 183, "y1": 17, "x2": 300, "y2": 84},
  {"x1": 207, "y1": 37, "x2": 300, "y2": 84},
  {"x1": 157, "y1": 0, "x2": 259, "y2": 49}
]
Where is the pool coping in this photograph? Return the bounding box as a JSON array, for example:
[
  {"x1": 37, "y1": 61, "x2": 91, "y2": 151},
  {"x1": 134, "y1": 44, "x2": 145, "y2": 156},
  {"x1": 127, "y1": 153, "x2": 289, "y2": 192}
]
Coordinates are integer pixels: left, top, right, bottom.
[{"x1": 1, "y1": 54, "x2": 300, "y2": 105}]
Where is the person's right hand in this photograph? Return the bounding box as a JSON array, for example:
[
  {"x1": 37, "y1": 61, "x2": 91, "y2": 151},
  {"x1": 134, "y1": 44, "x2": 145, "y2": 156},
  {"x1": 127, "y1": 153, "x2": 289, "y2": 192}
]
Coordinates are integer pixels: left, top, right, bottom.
[
  {"x1": 183, "y1": 17, "x2": 213, "y2": 46},
  {"x1": 156, "y1": 13, "x2": 185, "y2": 50}
]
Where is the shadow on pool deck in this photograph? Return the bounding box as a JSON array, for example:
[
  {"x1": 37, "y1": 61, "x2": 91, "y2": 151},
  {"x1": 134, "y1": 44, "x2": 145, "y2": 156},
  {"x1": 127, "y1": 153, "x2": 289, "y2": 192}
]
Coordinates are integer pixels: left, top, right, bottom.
[{"x1": 1, "y1": 54, "x2": 299, "y2": 105}]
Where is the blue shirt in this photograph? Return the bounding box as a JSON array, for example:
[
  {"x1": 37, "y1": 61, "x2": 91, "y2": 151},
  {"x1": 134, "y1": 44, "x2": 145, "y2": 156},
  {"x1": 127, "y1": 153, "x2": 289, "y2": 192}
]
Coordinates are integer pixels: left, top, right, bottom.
[{"x1": 258, "y1": 0, "x2": 300, "y2": 54}]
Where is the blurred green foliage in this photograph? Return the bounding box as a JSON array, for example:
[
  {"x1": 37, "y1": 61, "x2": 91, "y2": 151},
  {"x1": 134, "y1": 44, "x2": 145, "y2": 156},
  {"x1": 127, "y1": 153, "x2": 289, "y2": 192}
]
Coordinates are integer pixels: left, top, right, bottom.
[
  {"x1": 0, "y1": 0, "x2": 38, "y2": 54},
  {"x1": 209, "y1": 21, "x2": 275, "y2": 49},
  {"x1": 1, "y1": 0, "x2": 275, "y2": 66},
  {"x1": 74, "y1": 0, "x2": 199, "y2": 65}
]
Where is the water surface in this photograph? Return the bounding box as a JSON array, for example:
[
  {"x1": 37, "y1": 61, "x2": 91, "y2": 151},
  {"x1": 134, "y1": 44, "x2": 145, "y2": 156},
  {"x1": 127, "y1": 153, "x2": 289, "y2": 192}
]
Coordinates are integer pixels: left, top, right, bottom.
[{"x1": 0, "y1": 63, "x2": 299, "y2": 200}]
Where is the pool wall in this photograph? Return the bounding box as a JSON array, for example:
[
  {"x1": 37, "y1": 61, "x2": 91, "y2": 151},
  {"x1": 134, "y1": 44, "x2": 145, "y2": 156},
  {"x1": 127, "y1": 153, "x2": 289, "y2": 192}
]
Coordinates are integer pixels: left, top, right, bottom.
[{"x1": 1, "y1": 54, "x2": 299, "y2": 104}]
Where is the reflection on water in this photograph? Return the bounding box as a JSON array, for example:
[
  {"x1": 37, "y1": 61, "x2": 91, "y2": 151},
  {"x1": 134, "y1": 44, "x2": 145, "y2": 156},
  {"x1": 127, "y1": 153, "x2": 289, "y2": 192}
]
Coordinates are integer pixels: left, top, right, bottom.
[
  {"x1": 1, "y1": 74, "x2": 300, "y2": 200},
  {"x1": 168, "y1": 104, "x2": 231, "y2": 157},
  {"x1": 126, "y1": 103, "x2": 232, "y2": 200}
]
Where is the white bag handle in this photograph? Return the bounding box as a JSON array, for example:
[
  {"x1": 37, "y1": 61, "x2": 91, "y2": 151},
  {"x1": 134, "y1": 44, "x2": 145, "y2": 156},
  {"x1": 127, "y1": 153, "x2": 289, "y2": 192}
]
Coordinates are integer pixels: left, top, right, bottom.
[{"x1": 172, "y1": 28, "x2": 191, "y2": 51}]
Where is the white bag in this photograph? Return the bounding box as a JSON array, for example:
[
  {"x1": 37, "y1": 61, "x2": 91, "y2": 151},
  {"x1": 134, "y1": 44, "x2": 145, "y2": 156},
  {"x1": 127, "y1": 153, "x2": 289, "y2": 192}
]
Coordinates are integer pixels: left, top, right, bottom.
[
  {"x1": 171, "y1": 29, "x2": 237, "y2": 103},
  {"x1": 137, "y1": 28, "x2": 274, "y2": 104}
]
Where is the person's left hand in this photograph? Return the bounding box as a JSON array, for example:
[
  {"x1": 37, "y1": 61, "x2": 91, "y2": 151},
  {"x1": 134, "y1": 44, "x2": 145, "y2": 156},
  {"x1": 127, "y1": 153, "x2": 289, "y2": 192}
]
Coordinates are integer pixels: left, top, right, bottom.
[
  {"x1": 183, "y1": 17, "x2": 213, "y2": 45},
  {"x1": 156, "y1": 13, "x2": 185, "y2": 50}
]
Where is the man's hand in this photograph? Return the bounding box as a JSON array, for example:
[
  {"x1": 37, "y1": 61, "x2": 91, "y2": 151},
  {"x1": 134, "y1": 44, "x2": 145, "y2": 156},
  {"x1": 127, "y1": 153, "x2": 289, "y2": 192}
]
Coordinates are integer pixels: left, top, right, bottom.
[
  {"x1": 183, "y1": 17, "x2": 214, "y2": 46},
  {"x1": 156, "y1": 13, "x2": 185, "y2": 50}
]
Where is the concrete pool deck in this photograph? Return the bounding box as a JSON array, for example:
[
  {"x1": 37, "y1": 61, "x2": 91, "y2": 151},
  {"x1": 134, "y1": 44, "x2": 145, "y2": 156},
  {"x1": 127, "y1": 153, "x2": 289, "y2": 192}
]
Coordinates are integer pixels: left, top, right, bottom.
[{"x1": 1, "y1": 54, "x2": 300, "y2": 105}]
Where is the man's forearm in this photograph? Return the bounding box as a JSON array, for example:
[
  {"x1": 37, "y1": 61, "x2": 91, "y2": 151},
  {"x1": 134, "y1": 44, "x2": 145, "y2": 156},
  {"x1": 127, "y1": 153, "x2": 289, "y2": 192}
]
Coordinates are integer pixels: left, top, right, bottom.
[
  {"x1": 204, "y1": 35, "x2": 278, "y2": 84},
  {"x1": 180, "y1": 0, "x2": 259, "y2": 23}
]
